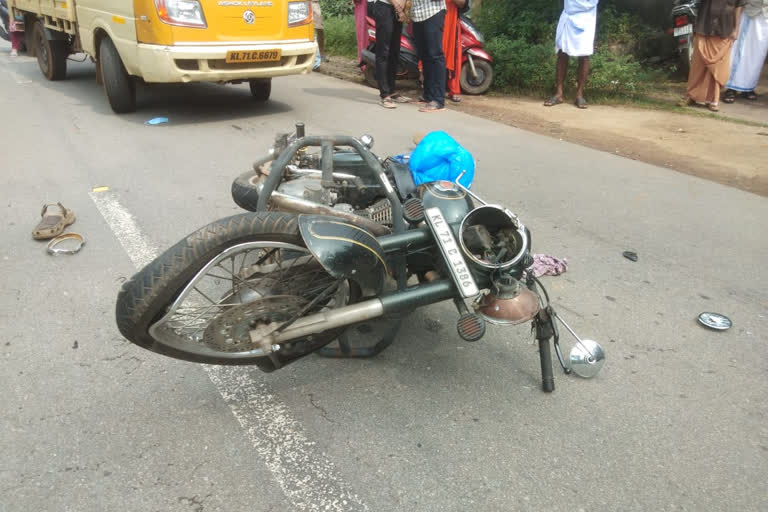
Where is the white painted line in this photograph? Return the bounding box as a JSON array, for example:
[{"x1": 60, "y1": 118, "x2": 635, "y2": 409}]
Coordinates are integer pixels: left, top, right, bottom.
[{"x1": 90, "y1": 190, "x2": 368, "y2": 512}]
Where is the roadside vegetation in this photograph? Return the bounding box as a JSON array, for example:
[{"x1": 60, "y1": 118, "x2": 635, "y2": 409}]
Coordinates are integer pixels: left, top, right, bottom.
[{"x1": 319, "y1": 0, "x2": 675, "y2": 100}]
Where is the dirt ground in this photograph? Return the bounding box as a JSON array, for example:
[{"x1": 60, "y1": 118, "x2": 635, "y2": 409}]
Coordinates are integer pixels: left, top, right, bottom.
[{"x1": 318, "y1": 57, "x2": 768, "y2": 197}]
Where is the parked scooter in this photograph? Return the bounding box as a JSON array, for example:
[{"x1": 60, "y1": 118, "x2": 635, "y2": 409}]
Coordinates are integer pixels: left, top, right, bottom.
[
  {"x1": 115, "y1": 124, "x2": 606, "y2": 393},
  {"x1": 360, "y1": 14, "x2": 494, "y2": 95},
  {"x1": 671, "y1": 0, "x2": 700, "y2": 75}
]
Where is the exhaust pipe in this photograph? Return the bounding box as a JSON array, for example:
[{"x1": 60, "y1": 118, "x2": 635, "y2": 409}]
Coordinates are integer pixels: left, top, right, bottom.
[
  {"x1": 259, "y1": 280, "x2": 456, "y2": 347},
  {"x1": 267, "y1": 189, "x2": 392, "y2": 236}
]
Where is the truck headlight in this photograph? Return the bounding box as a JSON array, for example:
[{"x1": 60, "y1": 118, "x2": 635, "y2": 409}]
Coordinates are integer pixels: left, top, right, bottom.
[
  {"x1": 154, "y1": 0, "x2": 207, "y2": 28},
  {"x1": 288, "y1": 1, "x2": 311, "y2": 27}
]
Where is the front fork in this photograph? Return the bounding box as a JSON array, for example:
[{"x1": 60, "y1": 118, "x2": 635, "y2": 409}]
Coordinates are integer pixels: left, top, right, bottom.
[{"x1": 529, "y1": 277, "x2": 571, "y2": 392}]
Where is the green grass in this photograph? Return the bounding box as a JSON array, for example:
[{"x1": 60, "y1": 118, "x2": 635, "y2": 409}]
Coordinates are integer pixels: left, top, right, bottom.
[{"x1": 323, "y1": 16, "x2": 357, "y2": 59}]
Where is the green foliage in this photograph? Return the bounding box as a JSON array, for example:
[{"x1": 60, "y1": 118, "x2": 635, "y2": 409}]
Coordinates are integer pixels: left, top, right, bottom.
[
  {"x1": 323, "y1": 15, "x2": 358, "y2": 59},
  {"x1": 319, "y1": 0, "x2": 354, "y2": 18},
  {"x1": 475, "y1": 0, "x2": 663, "y2": 98}
]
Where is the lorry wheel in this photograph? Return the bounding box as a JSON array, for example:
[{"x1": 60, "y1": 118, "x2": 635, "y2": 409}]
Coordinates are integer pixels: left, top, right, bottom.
[
  {"x1": 460, "y1": 59, "x2": 493, "y2": 95},
  {"x1": 249, "y1": 78, "x2": 271, "y2": 101},
  {"x1": 33, "y1": 22, "x2": 67, "y2": 81},
  {"x1": 100, "y1": 37, "x2": 136, "y2": 113}
]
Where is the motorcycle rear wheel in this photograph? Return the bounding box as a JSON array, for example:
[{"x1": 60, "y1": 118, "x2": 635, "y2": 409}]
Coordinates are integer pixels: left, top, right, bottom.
[{"x1": 115, "y1": 212, "x2": 355, "y2": 371}]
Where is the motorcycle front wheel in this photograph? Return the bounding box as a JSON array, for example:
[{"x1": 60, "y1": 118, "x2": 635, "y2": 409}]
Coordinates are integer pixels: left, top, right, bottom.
[{"x1": 115, "y1": 212, "x2": 356, "y2": 371}]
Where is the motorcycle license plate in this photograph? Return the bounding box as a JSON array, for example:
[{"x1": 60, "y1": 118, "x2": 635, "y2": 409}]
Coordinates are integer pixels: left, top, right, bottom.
[
  {"x1": 424, "y1": 207, "x2": 479, "y2": 298},
  {"x1": 225, "y1": 49, "x2": 281, "y2": 64},
  {"x1": 674, "y1": 24, "x2": 693, "y2": 37}
]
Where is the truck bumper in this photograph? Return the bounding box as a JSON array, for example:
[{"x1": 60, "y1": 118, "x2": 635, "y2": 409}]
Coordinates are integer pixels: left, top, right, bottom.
[{"x1": 135, "y1": 40, "x2": 317, "y2": 83}]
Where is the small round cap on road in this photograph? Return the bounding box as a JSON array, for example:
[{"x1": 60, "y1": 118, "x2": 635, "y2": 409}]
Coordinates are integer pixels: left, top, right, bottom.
[{"x1": 697, "y1": 312, "x2": 732, "y2": 331}]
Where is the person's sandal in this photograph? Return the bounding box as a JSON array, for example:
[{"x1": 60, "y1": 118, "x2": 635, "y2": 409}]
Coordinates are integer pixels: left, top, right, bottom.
[
  {"x1": 380, "y1": 97, "x2": 397, "y2": 109},
  {"x1": 32, "y1": 203, "x2": 76, "y2": 240},
  {"x1": 419, "y1": 101, "x2": 445, "y2": 113},
  {"x1": 707, "y1": 103, "x2": 720, "y2": 112},
  {"x1": 544, "y1": 95, "x2": 564, "y2": 107},
  {"x1": 575, "y1": 97, "x2": 588, "y2": 109},
  {"x1": 448, "y1": 94, "x2": 462, "y2": 103},
  {"x1": 677, "y1": 96, "x2": 695, "y2": 107},
  {"x1": 742, "y1": 91, "x2": 758, "y2": 101},
  {"x1": 723, "y1": 89, "x2": 736, "y2": 103},
  {"x1": 390, "y1": 93, "x2": 412, "y2": 103}
]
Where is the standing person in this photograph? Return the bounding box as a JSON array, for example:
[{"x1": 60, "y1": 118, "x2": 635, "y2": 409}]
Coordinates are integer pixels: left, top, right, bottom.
[
  {"x1": 444, "y1": 0, "x2": 468, "y2": 103},
  {"x1": 544, "y1": 0, "x2": 599, "y2": 109},
  {"x1": 354, "y1": 0, "x2": 370, "y2": 68},
  {"x1": 374, "y1": 0, "x2": 411, "y2": 108},
  {"x1": 312, "y1": 0, "x2": 326, "y2": 70},
  {"x1": 723, "y1": 0, "x2": 768, "y2": 102},
  {"x1": 678, "y1": 0, "x2": 745, "y2": 112},
  {"x1": 8, "y1": 10, "x2": 24, "y2": 57},
  {"x1": 412, "y1": 0, "x2": 447, "y2": 112}
]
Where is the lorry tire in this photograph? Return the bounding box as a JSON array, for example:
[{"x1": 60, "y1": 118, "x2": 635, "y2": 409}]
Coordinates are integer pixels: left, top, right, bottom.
[
  {"x1": 33, "y1": 22, "x2": 67, "y2": 81},
  {"x1": 364, "y1": 64, "x2": 378, "y2": 89},
  {"x1": 249, "y1": 78, "x2": 271, "y2": 101},
  {"x1": 100, "y1": 37, "x2": 136, "y2": 113}
]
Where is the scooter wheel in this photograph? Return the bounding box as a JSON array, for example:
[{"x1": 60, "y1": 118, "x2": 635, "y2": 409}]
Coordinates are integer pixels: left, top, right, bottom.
[{"x1": 460, "y1": 59, "x2": 493, "y2": 95}]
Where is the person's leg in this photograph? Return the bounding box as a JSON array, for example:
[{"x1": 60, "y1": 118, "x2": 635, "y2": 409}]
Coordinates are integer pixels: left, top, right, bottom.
[
  {"x1": 412, "y1": 20, "x2": 429, "y2": 101},
  {"x1": 387, "y1": 14, "x2": 403, "y2": 97},
  {"x1": 10, "y1": 30, "x2": 22, "y2": 56},
  {"x1": 575, "y1": 56, "x2": 590, "y2": 99},
  {"x1": 422, "y1": 10, "x2": 446, "y2": 108},
  {"x1": 545, "y1": 51, "x2": 569, "y2": 105},
  {"x1": 316, "y1": 29, "x2": 325, "y2": 57},
  {"x1": 374, "y1": 2, "x2": 396, "y2": 99}
]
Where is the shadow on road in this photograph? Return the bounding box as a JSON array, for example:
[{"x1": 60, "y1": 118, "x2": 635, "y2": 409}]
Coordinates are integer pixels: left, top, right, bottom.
[{"x1": 12, "y1": 58, "x2": 293, "y2": 124}]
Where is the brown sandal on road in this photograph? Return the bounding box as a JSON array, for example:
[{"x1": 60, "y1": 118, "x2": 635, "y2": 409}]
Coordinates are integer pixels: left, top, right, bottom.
[{"x1": 32, "y1": 203, "x2": 76, "y2": 240}]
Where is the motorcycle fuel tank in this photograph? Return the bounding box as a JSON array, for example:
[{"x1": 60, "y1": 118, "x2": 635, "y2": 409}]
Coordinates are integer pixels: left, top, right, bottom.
[{"x1": 417, "y1": 181, "x2": 474, "y2": 226}]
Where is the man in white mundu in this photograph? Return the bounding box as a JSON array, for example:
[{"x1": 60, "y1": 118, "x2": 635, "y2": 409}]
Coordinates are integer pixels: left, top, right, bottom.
[
  {"x1": 545, "y1": 0, "x2": 599, "y2": 109},
  {"x1": 724, "y1": 0, "x2": 768, "y2": 102}
]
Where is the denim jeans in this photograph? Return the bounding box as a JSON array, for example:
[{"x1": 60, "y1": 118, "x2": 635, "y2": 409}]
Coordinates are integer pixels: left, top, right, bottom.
[
  {"x1": 413, "y1": 10, "x2": 446, "y2": 107},
  {"x1": 374, "y1": 2, "x2": 402, "y2": 98}
]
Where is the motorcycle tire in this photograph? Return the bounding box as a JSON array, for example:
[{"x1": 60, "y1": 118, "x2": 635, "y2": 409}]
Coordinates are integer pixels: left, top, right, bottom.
[
  {"x1": 678, "y1": 45, "x2": 693, "y2": 77},
  {"x1": 0, "y1": 25, "x2": 9, "y2": 43},
  {"x1": 116, "y1": 211, "x2": 353, "y2": 370},
  {"x1": 231, "y1": 170, "x2": 263, "y2": 211},
  {"x1": 460, "y1": 59, "x2": 493, "y2": 95}
]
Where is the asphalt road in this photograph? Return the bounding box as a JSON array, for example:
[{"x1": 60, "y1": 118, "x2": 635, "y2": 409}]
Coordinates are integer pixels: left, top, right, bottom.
[{"x1": 1, "y1": 46, "x2": 767, "y2": 512}]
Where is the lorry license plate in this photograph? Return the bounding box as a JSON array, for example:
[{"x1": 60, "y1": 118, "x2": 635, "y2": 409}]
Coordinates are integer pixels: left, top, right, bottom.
[
  {"x1": 674, "y1": 24, "x2": 693, "y2": 36},
  {"x1": 424, "y1": 207, "x2": 479, "y2": 298},
  {"x1": 225, "y1": 49, "x2": 281, "y2": 64}
]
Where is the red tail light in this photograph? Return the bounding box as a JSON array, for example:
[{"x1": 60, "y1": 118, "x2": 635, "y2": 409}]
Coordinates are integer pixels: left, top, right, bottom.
[{"x1": 675, "y1": 15, "x2": 689, "y2": 27}]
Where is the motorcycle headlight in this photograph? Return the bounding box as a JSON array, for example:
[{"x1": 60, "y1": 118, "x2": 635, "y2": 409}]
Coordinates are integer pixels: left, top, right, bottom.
[
  {"x1": 459, "y1": 205, "x2": 528, "y2": 272},
  {"x1": 154, "y1": 0, "x2": 206, "y2": 28},
  {"x1": 288, "y1": 1, "x2": 311, "y2": 27}
]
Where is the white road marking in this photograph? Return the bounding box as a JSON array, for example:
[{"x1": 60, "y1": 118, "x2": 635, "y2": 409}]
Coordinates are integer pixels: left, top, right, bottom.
[{"x1": 90, "y1": 190, "x2": 368, "y2": 512}]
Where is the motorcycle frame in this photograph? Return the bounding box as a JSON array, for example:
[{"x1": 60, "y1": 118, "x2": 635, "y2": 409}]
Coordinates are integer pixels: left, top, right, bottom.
[{"x1": 251, "y1": 133, "x2": 561, "y2": 392}]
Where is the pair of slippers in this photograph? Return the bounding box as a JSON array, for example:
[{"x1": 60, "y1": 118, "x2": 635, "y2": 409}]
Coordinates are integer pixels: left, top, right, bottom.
[
  {"x1": 544, "y1": 96, "x2": 588, "y2": 109},
  {"x1": 32, "y1": 203, "x2": 76, "y2": 240}
]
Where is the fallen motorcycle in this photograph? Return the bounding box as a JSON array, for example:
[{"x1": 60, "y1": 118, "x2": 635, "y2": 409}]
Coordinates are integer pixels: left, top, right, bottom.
[{"x1": 116, "y1": 125, "x2": 605, "y2": 392}]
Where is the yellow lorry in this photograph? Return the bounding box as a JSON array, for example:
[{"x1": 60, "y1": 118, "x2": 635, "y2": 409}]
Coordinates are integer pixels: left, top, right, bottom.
[{"x1": 8, "y1": 0, "x2": 317, "y2": 112}]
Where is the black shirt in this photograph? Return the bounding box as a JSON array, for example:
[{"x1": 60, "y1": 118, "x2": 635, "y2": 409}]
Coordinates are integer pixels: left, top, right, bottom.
[{"x1": 695, "y1": 0, "x2": 747, "y2": 37}]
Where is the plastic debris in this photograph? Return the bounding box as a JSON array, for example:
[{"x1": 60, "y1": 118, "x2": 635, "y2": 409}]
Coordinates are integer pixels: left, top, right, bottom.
[
  {"x1": 409, "y1": 131, "x2": 475, "y2": 188},
  {"x1": 622, "y1": 251, "x2": 638, "y2": 262},
  {"x1": 145, "y1": 117, "x2": 169, "y2": 126},
  {"x1": 91, "y1": 186, "x2": 110, "y2": 192}
]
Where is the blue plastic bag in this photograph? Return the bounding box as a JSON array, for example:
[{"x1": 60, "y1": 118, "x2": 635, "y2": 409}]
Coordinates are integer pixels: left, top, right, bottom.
[{"x1": 408, "y1": 131, "x2": 475, "y2": 188}]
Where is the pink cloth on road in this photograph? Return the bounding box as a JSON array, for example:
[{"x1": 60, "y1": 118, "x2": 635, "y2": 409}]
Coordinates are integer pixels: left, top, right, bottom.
[
  {"x1": 529, "y1": 254, "x2": 568, "y2": 277},
  {"x1": 354, "y1": 0, "x2": 368, "y2": 66}
]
